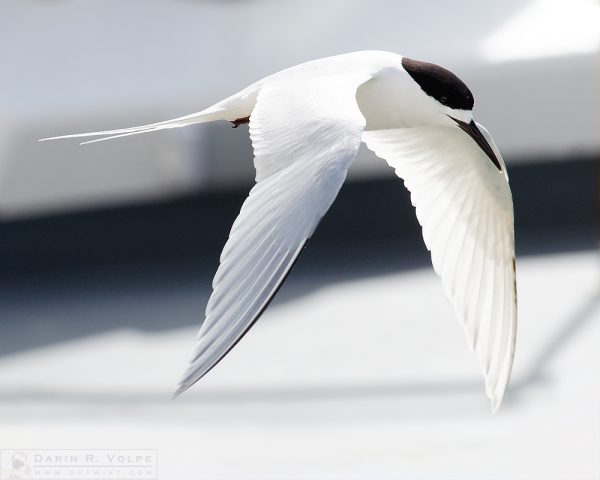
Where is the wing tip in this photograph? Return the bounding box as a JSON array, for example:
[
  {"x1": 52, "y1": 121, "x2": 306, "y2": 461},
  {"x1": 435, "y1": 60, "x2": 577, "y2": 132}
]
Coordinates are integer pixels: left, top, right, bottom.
[
  {"x1": 487, "y1": 374, "x2": 509, "y2": 414},
  {"x1": 490, "y1": 395, "x2": 502, "y2": 414},
  {"x1": 171, "y1": 383, "x2": 190, "y2": 400}
]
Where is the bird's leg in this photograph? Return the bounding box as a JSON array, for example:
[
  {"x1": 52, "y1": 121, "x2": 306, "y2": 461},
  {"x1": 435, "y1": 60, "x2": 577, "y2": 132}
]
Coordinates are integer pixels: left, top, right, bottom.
[{"x1": 231, "y1": 116, "x2": 250, "y2": 128}]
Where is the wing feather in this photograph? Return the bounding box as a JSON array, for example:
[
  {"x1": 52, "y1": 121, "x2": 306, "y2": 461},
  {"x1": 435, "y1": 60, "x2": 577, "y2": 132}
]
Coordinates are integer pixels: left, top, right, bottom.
[
  {"x1": 174, "y1": 74, "x2": 370, "y2": 396},
  {"x1": 363, "y1": 124, "x2": 516, "y2": 412}
]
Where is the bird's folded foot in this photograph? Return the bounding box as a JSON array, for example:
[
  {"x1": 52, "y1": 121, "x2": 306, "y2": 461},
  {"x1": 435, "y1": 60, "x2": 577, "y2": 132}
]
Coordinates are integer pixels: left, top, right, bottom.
[{"x1": 231, "y1": 116, "x2": 250, "y2": 128}]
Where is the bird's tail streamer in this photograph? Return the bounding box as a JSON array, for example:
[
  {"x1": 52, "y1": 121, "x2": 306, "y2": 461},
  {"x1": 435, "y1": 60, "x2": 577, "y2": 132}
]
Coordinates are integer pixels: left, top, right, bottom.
[{"x1": 39, "y1": 107, "x2": 226, "y2": 145}]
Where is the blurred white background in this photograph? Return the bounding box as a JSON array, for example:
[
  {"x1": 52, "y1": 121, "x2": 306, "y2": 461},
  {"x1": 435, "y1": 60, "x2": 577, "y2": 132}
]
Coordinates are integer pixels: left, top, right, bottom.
[
  {"x1": 0, "y1": 1, "x2": 599, "y2": 479},
  {"x1": 1, "y1": 0, "x2": 599, "y2": 216}
]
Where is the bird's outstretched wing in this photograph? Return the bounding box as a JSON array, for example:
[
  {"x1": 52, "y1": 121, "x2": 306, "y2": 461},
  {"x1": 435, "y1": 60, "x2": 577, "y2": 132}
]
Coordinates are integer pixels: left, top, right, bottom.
[
  {"x1": 174, "y1": 75, "x2": 371, "y2": 396},
  {"x1": 362, "y1": 124, "x2": 516, "y2": 412}
]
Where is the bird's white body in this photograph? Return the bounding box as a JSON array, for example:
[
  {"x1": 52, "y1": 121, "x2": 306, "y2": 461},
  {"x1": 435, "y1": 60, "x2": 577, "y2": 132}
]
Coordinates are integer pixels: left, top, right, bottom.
[{"x1": 41, "y1": 50, "x2": 517, "y2": 413}]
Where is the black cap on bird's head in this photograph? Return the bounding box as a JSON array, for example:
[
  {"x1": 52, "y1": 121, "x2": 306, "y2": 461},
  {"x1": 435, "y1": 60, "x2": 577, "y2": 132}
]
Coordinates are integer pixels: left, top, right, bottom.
[{"x1": 401, "y1": 57, "x2": 474, "y2": 111}]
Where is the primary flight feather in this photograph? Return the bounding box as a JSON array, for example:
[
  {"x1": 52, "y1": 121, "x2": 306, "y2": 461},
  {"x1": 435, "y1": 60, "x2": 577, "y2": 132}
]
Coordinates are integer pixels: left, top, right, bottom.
[{"x1": 41, "y1": 50, "x2": 517, "y2": 412}]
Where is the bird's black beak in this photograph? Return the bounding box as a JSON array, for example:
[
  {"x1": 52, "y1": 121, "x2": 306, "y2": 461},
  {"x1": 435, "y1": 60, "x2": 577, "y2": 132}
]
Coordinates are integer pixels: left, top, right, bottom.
[{"x1": 449, "y1": 117, "x2": 502, "y2": 171}]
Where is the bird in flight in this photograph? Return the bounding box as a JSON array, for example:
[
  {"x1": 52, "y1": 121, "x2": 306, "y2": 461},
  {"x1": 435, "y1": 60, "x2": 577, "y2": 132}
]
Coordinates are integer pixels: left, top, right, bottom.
[{"x1": 41, "y1": 51, "x2": 517, "y2": 412}]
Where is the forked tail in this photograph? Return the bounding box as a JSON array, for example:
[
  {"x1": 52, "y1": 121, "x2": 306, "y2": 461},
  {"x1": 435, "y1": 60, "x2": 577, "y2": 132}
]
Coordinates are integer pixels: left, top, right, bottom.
[
  {"x1": 38, "y1": 107, "x2": 229, "y2": 145},
  {"x1": 39, "y1": 87, "x2": 260, "y2": 145}
]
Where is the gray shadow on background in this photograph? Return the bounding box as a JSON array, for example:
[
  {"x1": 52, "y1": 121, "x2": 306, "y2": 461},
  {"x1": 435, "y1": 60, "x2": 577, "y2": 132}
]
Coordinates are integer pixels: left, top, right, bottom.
[{"x1": 0, "y1": 241, "x2": 598, "y2": 411}]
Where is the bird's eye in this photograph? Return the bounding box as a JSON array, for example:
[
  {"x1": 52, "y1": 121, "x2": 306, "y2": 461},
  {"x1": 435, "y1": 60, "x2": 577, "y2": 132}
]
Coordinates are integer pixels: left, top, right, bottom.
[{"x1": 440, "y1": 96, "x2": 448, "y2": 105}]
